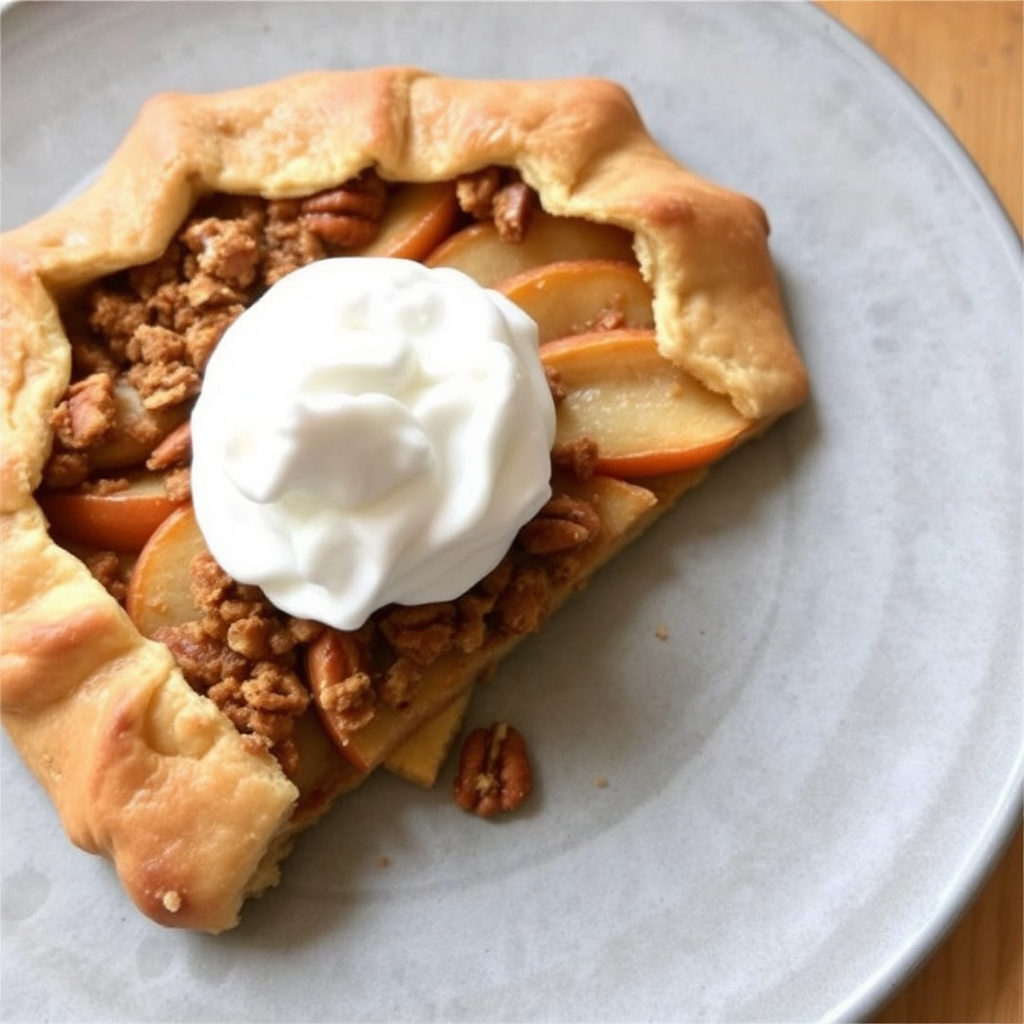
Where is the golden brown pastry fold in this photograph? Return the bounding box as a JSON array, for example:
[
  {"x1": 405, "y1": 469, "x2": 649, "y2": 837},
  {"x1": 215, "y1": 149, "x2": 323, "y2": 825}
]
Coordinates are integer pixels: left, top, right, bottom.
[{"x1": 0, "y1": 68, "x2": 808, "y2": 932}]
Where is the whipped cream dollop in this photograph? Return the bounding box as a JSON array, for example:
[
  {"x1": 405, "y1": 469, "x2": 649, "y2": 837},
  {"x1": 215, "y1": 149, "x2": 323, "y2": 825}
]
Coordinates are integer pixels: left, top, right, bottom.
[{"x1": 190, "y1": 257, "x2": 556, "y2": 631}]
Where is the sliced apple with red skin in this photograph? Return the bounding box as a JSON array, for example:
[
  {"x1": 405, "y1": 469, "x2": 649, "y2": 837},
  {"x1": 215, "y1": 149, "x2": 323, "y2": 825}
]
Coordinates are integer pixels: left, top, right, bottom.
[
  {"x1": 498, "y1": 259, "x2": 654, "y2": 343},
  {"x1": 125, "y1": 504, "x2": 206, "y2": 635},
  {"x1": 348, "y1": 181, "x2": 459, "y2": 261},
  {"x1": 541, "y1": 329, "x2": 755, "y2": 477},
  {"x1": 38, "y1": 470, "x2": 187, "y2": 553},
  {"x1": 424, "y1": 210, "x2": 635, "y2": 288}
]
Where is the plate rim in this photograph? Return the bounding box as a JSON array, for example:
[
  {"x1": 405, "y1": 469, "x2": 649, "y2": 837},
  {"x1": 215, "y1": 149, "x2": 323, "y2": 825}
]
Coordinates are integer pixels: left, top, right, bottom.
[
  {"x1": 0, "y1": 3, "x2": 1021, "y2": 1021},
  {"x1": 807, "y1": 5, "x2": 1023, "y2": 1019}
]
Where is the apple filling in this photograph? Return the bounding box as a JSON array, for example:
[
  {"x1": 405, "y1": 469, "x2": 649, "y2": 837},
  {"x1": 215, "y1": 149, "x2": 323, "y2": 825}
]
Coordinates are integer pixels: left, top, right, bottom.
[{"x1": 35, "y1": 167, "x2": 747, "y2": 795}]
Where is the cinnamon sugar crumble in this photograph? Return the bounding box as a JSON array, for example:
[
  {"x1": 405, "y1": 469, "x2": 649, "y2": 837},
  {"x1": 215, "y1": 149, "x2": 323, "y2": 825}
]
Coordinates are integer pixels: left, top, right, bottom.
[
  {"x1": 43, "y1": 165, "x2": 627, "y2": 777},
  {"x1": 455, "y1": 168, "x2": 535, "y2": 241},
  {"x1": 84, "y1": 551, "x2": 129, "y2": 603},
  {"x1": 49, "y1": 373, "x2": 116, "y2": 451}
]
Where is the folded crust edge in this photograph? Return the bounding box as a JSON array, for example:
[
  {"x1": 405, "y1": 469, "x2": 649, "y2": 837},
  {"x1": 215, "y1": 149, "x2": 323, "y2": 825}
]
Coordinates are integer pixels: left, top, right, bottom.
[{"x1": 0, "y1": 68, "x2": 809, "y2": 931}]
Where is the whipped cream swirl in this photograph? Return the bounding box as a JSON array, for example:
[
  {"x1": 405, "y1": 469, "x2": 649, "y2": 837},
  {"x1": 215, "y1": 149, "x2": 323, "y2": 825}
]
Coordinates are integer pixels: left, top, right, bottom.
[{"x1": 191, "y1": 257, "x2": 555, "y2": 630}]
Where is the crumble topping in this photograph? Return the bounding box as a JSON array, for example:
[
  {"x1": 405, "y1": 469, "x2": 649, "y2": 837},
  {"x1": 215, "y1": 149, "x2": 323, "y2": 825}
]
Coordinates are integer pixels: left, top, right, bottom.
[
  {"x1": 43, "y1": 167, "x2": 607, "y2": 778},
  {"x1": 456, "y1": 167, "x2": 536, "y2": 241}
]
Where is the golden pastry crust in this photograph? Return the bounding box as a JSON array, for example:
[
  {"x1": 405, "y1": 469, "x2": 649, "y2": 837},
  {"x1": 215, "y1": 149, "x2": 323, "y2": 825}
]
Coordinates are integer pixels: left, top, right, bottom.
[{"x1": 0, "y1": 68, "x2": 808, "y2": 932}]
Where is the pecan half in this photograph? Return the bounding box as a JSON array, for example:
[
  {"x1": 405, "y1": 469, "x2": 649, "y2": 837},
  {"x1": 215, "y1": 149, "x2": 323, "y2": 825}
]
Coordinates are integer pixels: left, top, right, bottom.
[
  {"x1": 299, "y1": 171, "x2": 389, "y2": 248},
  {"x1": 517, "y1": 494, "x2": 602, "y2": 554},
  {"x1": 452, "y1": 722, "x2": 532, "y2": 817}
]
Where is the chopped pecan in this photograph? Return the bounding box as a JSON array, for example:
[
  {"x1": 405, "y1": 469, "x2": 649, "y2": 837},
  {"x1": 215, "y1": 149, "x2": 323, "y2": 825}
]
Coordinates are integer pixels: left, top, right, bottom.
[
  {"x1": 455, "y1": 168, "x2": 537, "y2": 241},
  {"x1": 453, "y1": 722, "x2": 532, "y2": 817},
  {"x1": 146, "y1": 420, "x2": 192, "y2": 470},
  {"x1": 517, "y1": 494, "x2": 601, "y2": 555},
  {"x1": 492, "y1": 180, "x2": 535, "y2": 242},
  {"x1": 494, "y1": 566, "x2": 550, "y2": 635},
  {"x1": 379, "y1": 602, "x2": 458, "y2": 666},
  {"x1": 455, "y1": 167, "x2": 502, "y2": 220},
  {"x1": 49, "y1": 372, "x2": 116, "y2": 451}
]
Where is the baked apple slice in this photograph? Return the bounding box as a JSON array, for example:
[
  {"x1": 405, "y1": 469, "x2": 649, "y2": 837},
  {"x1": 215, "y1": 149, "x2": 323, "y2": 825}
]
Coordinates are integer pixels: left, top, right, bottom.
[
  {"x1": 350, "y1": 181, "x2": 459, "y2": 261},
  {"x1": 125, "y1": 504, "x2": 206, "y2": 632},
  {"x1": 541, "y1": 329, "x2": 755, "y2": 477},
  {"x1": 499, "y1": 259, "x2": 654, "y2": 343},
  {"x1": 38, "y1": 470, "x2": 187, "y2": 553},
  {"x1": 425, "y1": 211, "x2": 635, "y2": 287}
]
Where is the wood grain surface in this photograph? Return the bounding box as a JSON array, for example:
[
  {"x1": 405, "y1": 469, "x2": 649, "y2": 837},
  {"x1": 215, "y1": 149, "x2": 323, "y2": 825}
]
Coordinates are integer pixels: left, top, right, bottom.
[{"x1": 817, "y1": 4, "x2": 1022, "y2": 1022}]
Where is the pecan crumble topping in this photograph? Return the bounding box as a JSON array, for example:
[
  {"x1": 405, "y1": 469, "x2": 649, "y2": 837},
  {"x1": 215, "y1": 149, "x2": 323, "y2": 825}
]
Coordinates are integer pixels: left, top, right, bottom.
[{"x1": 47, "y1": 165, "x2": 612, "y2": 779}]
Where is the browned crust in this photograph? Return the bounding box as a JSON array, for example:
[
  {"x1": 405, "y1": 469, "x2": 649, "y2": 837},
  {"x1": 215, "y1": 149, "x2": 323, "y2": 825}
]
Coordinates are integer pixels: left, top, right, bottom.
[
  {"x1": 0, "y1": 504, "x2": 297, "y2": 931},
  {"x1": 0, "y1": 68, "x2": 808, "y2": 932}
]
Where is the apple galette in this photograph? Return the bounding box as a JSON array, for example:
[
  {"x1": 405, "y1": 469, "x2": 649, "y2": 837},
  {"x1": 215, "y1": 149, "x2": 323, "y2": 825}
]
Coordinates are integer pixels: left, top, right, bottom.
[{"x1": 0, "y1": 68, "x2": 808, "y2": 932}]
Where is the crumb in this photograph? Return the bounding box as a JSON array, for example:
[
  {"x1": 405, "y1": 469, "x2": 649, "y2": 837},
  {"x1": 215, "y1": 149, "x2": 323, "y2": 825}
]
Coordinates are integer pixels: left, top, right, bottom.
[
  {"x1": 161, "y1": 890, "x2": 182, "y2": 913},
  {"x1": 654, "y1": 624, "x2": 669, "y2": 640},
  {"x1": 376, "y1": 855, "x2": 391, "y2": 869},
  {"x1": 593, "y1": 775, "x2": 609, "y2": 789}
]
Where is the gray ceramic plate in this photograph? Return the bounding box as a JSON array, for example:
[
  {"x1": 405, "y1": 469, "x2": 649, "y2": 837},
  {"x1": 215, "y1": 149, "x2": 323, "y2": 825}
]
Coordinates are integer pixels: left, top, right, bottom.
[{"x1": 2, "y1": 3, "x2": 1021, "y2": 1022}]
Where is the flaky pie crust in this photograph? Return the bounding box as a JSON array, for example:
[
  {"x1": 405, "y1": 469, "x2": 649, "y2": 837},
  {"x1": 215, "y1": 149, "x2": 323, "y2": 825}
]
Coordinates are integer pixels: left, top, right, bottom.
[{"x1": 0, "y1": 68, "x2": 809, "y2": 932}]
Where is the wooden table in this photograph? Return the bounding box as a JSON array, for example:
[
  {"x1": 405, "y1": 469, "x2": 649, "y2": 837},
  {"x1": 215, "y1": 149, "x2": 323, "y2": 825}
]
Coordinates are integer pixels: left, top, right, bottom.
[{"x1": 818, "y1": 5, "x2": 1023, "y2": 1022}]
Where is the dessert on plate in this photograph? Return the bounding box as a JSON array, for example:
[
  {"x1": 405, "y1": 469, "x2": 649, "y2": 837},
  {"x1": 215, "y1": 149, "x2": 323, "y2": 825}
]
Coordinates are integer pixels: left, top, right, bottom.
[{"x1": 0, "y1": 68, "x2": 808, "y2": 931}]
